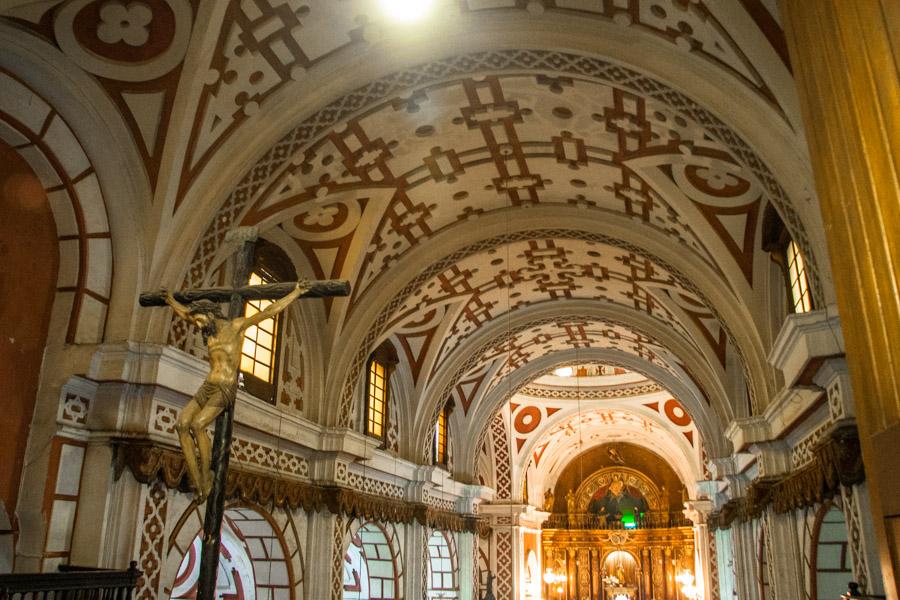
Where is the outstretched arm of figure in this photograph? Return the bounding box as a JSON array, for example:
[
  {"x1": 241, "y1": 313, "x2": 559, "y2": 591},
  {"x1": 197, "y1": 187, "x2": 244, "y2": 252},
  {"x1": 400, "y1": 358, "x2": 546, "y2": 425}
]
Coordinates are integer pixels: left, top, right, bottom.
[
  {"x1": 164, "y1": 291, "x2": 193, "y2": 322},
  {"x1": 240, "y1": 282, "x2": 306, "y2": 329}
]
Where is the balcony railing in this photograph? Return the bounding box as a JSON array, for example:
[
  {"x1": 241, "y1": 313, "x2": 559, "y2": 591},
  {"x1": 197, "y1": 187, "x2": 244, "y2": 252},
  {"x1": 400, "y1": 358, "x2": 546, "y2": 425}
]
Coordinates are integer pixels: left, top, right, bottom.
[
  {"x1": 542, "y1": 511, "x2": 691, "y2": 530},
  {"x1": 0, "y1": 562, "x2": 142, "y2": 600}
]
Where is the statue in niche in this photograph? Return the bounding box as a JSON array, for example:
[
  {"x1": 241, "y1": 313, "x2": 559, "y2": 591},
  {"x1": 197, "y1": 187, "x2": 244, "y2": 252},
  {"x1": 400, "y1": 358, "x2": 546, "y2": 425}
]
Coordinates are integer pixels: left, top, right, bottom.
[
  {"x1": 607, "y1": 444, "x2": 626, "y2": 465},
  {"x1": 566, "y1": 489, "x2": 576, "y2": 514},
  {"x1": 588, "y1": 476, "x2": 649, "y2": 526},
  {"x1": 543, "y1": 488, "x2": 555, "y2": 512}
]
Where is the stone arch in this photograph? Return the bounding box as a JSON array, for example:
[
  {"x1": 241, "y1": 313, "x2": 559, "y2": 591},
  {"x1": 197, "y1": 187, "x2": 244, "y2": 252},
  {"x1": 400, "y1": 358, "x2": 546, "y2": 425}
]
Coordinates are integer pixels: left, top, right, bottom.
[
  {"x1": 408, "y1": 302, "x2": 729, "y2": 462},
  {"x1": 0, "y1": 21, "x2": 151, "y2": 343},
  {"x1": 446, "y1": 322, "x2": 727, "y2": 482},
  {"x1": 0, "y1": 25, "x2": 150, "y2": 567},
  {"x1": 165, "y1": 502, "x2": 304, "y2": 600},
  {"x1": 0, "y1": 68, "x2": 113, "y2": 344},
  {"x1": 342, "y1": 519, "x2": 403, "y2": 600},
  {"x1": 426, "y1": 530, "x2": 459, "y2": 599},
  {"x1": 167, "y1": 43, "x2": 827, "y2": 429}
]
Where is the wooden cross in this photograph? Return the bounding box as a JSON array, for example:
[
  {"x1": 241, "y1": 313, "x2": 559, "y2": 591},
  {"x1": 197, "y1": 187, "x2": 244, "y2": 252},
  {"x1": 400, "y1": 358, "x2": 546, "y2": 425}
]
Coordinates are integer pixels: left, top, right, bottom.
[{"x1": 139, "y1": 227, "x2": 350, "y2": 600}]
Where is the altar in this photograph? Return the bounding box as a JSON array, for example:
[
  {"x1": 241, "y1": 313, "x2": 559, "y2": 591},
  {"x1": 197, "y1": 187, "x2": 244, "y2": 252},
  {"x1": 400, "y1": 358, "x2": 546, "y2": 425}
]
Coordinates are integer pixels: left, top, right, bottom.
[
  {"x1": 541, "y1": 527, "x2": 695, "y2": 600},
  {"x1": 605, "y1": 584, "x2": 638, "y2": 600}
]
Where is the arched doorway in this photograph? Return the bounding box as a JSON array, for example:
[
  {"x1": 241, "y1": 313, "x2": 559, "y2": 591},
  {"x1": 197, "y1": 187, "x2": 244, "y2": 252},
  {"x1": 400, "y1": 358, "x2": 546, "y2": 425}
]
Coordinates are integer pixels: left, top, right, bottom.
[
  {"x1": 171, "y1": 507, "x2": 294, "y2": 599},
  {"x1": 811, "y1": 503, "x2": 852, "y2": 599},
  {"x1": 342, "y1": 521, "x2": 401, "y2": 600},
  {"x1": 426, "y1": 530, "x2": 459, "y2": 599}
]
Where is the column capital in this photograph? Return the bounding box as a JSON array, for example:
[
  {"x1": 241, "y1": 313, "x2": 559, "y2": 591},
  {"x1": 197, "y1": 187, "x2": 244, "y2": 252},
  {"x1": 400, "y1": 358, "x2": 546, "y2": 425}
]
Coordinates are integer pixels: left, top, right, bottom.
[
  {"x1": 478, "y1": 503, "x2": 550, "y2": 529},
  {"x1": 683, "y1": 499, "x2": 714, "y2": 525},
  {"x1": 748, "y1": 440, "x2": 791, "y2": 478}
]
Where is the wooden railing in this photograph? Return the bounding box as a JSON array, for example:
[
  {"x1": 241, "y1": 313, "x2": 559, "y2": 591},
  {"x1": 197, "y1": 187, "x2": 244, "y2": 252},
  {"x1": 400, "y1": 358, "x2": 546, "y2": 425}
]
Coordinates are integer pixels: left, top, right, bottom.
[
  {"x1": 0, "y1": 562, "x2": 142, "y2": 599},
  {"x1": 542, "y1": 511, "x2": 691, "y2": 530}
]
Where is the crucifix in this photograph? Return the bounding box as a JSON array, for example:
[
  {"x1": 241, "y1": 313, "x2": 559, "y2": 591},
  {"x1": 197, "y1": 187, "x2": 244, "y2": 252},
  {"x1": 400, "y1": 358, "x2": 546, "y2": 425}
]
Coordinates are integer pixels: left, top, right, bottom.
[{"x1": 139, "y1": 227, "x2": 350, "y2": 600}]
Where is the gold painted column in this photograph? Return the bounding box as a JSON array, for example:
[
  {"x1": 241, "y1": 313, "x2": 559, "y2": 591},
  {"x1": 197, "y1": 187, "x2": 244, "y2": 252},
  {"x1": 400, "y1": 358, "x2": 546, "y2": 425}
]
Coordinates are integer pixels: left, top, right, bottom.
[
  {"x1": 642, "y1": 547, "x2": 652, "y2": 600},
  {"x1": 780, "y1": 1, "x2": 900, "y2": 597}
]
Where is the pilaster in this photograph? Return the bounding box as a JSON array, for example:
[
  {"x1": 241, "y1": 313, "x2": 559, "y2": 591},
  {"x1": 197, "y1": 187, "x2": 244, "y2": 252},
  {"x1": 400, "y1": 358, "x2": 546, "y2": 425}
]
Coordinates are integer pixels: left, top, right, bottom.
[
  {"x1": 781, "y1": 1, "x2": 900, "y2": 593},
  {"x1": 762, "y1": 508, "x2": 804, "y2": 600},
  {"x1": 457, "y1": 531, "x2": 476, "y2": 600},
  {"x1": 305, "y1": 509, "x2": 339, "y2": 600},
  {"x1": 685, "y1": 500, "x2": 714, "y2": 600}
]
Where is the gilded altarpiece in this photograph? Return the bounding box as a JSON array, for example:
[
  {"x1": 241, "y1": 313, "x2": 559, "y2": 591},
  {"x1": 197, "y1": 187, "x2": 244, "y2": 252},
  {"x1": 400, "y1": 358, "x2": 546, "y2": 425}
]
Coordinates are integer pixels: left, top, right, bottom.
[
  {"x1": 541, "y1": 529, "x2": 694, "y2": 600},
  {"x1": 542, "y1": 467, "x2": 694, "y2": 599}
]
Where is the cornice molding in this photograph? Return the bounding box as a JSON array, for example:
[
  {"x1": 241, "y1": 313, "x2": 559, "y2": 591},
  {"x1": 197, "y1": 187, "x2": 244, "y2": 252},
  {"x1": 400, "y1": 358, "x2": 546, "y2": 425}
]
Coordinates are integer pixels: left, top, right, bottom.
[
  {"x1": 112, "y1": 438, "x2": 486, "y2": 534},
  {"x1": 710, "y1": 422, "x2": 863, "y2": 529}
]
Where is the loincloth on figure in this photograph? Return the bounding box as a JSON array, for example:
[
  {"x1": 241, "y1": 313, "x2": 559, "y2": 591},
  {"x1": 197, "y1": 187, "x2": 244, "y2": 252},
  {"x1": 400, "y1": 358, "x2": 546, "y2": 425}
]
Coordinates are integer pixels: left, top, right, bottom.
[{"x1": 194, "y1": 380, "x2": 237, "y2": 407}]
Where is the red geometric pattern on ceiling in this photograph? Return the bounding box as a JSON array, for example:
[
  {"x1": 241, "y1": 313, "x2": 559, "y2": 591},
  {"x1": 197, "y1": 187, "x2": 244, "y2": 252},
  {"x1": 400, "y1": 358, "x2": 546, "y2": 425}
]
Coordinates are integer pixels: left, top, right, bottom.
[
  {"x1": 509, "y1": 393, "x2": 700, "y2": 460},
  {"x1": 382, "y1": 237, "x2": 702, "y2": 380},
  {"x1": 12, "y1": 0, "x2": 199, "y2": 189},
  {"x1": 171, "y1": 48, "x2": 821, "y2": 325},
  {"x1": 160, "y1": 0, "x2": 786, "y2": 205},
  {"x1": 240, "y1": 74, "x2": 765, "y2": 312}
]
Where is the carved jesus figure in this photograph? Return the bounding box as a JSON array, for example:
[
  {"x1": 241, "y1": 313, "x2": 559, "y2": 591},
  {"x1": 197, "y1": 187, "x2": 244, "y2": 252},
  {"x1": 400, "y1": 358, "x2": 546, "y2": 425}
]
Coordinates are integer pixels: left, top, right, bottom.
[{"x1": 164, "y1": 283, "x2": 304, "y2": 501}]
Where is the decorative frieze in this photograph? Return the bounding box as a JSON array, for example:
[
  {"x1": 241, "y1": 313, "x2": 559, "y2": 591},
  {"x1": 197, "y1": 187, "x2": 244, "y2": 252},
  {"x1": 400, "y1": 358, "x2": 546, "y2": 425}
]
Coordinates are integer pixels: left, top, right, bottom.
[
  {"x1": 710, "y1": 424, "x2": 864, "y2": 528},
  {"x1": 112, "y1": 439, "x2": 485, "y2": 533}
]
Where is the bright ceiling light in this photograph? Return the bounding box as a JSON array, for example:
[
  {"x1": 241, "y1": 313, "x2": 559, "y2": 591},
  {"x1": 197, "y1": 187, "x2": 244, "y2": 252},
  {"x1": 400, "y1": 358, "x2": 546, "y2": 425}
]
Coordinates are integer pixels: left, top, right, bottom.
[
  {"x1": 553, "y1": 366, "x2": 574, "y2": 377},
  {"x1": 379, "y1": 0, "x2": 435, "y2": 23}
]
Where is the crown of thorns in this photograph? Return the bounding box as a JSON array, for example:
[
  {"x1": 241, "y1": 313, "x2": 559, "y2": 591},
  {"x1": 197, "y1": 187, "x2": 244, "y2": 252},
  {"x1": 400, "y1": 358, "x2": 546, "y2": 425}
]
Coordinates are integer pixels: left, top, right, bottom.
[{"x1": 188, "y1": 299, "x2": 225, "y2": 318}]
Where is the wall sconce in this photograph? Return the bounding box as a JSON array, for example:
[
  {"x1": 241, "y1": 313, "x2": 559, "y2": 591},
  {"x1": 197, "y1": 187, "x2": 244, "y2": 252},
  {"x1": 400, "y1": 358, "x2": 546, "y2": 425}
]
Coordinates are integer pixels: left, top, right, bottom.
[
  {"x1": 675, "y1": 570, "x2": 699, "y2": 599},
  {"x1": 543, "y1": 568, "x2": 566, "y2": 594}
]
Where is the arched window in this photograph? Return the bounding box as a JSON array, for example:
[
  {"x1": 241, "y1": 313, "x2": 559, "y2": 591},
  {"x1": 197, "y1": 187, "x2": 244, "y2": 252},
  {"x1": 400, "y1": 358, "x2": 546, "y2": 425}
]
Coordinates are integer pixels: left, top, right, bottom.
[
  {"x1": 786, "y1": 239, "x2": 813, "y2": 313},
  {"x1": 365, "y1": 343, "x2": 397, "y2": 441},
  {"x1": 433, "y1": 402, "x2": 452, "y2": 466},
  {"x1": 343, "y1": 521, "x2": 401, "y2": 600},
  {"x1": 426, "y1": 531, "x2": 459, "y2": 599},
  {"x1": 811, "y1": 503, "x2": 852, "y2": 599},
  {"x1": 172, "y1": 507, "x2": 294, "y2": 598},
  {"x1": 762, "y1": 204, "x2": 814, "y2": 314},
  {"x1": 240, "y1": 241, "x2": 296, "y2": 403}
]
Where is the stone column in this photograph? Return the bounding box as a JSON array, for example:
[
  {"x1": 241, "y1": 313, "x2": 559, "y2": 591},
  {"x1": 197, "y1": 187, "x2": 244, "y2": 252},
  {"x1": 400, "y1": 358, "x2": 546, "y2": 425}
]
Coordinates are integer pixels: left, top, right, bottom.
[
  {"x1": 457, "y1": 531, "x2": 476, "y2": 600},
  {"x1": 729, "y1": 520, "x2": 758, "y2": 600},
  {"x1": 305, "y1": 509, "x2": 340, "y2": 600},
  {"x1": 685, "y1": 500, "x2": 714, "y2": 600},
  {"x1": 70, "y1": 441, "x2": 143, "y2": 568},
  {"x1": 762, "y1": 509, "x2": 804, "y2": 599},
  {"x1": 714, "y1": 528, "x2": 737, "y2": 600},
  {"x1": 479, "y1": 504, "x2": 549, "y2": 600},
  {"x1": 403, "y1": 520, "x2": 427, "y2": 600},
  {"x1": 780, "y1": 2, "x2": 900, "y2": 595}
]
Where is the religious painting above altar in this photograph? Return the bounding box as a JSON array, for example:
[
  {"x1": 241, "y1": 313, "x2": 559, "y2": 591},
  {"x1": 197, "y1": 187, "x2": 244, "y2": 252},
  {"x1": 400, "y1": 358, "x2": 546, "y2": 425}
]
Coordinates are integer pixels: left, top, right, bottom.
[{"x1": 582, "y1": 470, "x2": 653, "y2": 529}]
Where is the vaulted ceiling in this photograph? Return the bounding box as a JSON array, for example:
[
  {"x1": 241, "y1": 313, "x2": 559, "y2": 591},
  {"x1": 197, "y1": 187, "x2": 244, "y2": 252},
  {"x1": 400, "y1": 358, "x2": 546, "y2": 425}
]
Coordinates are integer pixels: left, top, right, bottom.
[{"x1": 0, "y1": 0, "x2": 832, "y2": 477}]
